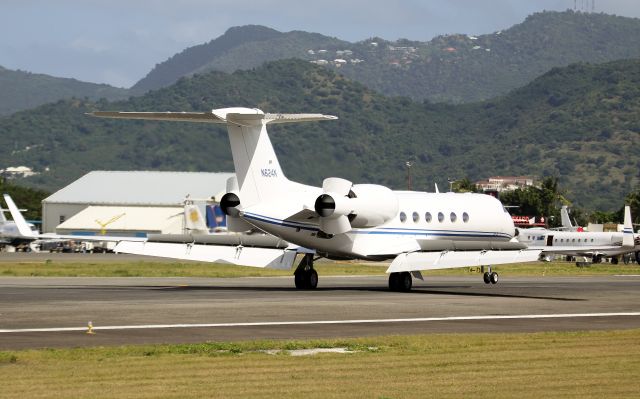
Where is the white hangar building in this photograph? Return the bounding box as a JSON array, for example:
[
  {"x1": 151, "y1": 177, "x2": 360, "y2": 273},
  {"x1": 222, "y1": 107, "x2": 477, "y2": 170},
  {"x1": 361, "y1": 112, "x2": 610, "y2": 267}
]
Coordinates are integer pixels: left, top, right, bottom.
[{"x1": 42, "y1": 171, "x2": 234, "y2": 236}]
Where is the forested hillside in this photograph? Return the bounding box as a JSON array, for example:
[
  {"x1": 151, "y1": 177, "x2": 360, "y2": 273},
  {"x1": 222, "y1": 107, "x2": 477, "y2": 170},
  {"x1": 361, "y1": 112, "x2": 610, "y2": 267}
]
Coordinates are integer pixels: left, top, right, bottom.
[
  {"x1": 131, "y1": 11, "x2": 640, "y2": 103},
  {"x1": 0, "y1": 59, "x2": 638, "y2": 210},
  {"x1": 0, "y1": 66, "x2": 130, "y2": 116}
]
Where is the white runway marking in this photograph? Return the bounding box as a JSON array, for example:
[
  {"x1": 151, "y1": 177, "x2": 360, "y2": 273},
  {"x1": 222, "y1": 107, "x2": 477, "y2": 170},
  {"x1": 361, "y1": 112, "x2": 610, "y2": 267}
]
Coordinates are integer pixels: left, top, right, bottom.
[{"x1": 2, "y1": 312, "x2": 640, "y2": 333}]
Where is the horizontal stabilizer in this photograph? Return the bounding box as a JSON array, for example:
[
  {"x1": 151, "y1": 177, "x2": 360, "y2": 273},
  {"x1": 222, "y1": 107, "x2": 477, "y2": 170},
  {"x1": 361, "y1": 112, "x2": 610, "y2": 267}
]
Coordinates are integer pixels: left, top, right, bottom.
[
  {"x1": 115, "y1": 241, "x2": 298, "y2": 270},
  {"x1": 387, "y1": 250, "x2": 542, "y2": 273},
  {"x1": 88, "y1": 107, "x2": 337, "y2": 126}
]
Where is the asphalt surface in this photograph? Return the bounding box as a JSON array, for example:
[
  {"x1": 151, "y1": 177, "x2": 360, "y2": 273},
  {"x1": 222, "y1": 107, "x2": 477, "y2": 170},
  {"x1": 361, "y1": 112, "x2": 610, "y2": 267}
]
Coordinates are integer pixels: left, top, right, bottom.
[{"x1": 1, "y1": 274, "x2": 640, "y2": 350}]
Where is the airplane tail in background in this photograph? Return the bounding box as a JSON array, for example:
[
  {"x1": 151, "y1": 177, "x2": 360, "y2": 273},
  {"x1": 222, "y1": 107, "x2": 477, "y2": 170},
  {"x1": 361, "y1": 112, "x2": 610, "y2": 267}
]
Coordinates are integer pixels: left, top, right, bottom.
[
  {"x1": 3, "y1": 194, "x2": 36, "y2": 238},
  {"x1": 560, "y1": 205, "x2": 574, "y2": 230},
  {"x1": 623, "y1": 205, "x2": 634, "y2": 247},
  {"x1": 89, "y1": 108, "x2": 337, "y2": 207},
  {"x1": 183, "y1": 201, "x2": 209, "y2": 235}
]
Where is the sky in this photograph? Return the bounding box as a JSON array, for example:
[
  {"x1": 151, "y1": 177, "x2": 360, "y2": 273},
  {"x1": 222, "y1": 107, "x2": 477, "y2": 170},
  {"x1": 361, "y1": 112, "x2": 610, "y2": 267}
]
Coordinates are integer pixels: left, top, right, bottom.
[{"x1": 2, "y1": 0, "x2": 640, "y2": 88}]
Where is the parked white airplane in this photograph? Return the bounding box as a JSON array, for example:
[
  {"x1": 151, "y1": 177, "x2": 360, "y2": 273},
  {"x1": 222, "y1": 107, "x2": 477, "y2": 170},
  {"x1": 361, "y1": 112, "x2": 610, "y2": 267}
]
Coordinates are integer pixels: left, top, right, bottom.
[
  {"x1": 79, "y1": 107, "x2": 540, "y2": 291},
  {"x1": 518, "y1": 206, "x2": 638, "y2": 264},
  {"x1": 0, "y1": 196, "x2": 38, "y2": 249}
]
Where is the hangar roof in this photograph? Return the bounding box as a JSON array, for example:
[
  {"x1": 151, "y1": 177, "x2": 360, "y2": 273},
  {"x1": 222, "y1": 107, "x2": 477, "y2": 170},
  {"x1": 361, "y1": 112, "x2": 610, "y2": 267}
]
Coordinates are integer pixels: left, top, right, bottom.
[{"x1": 44, "y1": 171, "x2": 234, "y2": 205}]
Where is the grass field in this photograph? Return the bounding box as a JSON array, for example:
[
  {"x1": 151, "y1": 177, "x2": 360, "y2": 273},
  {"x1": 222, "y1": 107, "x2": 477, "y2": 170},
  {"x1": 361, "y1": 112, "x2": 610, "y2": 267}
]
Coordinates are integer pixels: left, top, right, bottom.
[
  {"x1": 1, "y1": 330, "x2": 639, "y2": 398},
  {"x1": 0, "y1": 258, "x2": 639, "y2": 278}
]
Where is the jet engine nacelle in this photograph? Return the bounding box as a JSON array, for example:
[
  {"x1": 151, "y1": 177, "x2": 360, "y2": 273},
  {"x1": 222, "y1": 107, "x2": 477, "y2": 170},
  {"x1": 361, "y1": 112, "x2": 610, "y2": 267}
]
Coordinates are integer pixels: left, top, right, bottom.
[
  {"x1": 219, "y1": 191, "x2": 253, "y2": 232},
  {"x1": 314, "y1": 179, "x2": 398, "y2": 234}
]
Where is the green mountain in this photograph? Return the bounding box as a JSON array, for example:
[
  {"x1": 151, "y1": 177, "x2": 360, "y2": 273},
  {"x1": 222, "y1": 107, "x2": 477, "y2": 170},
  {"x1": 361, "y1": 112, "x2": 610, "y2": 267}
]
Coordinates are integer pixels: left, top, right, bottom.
[
  {"x1": 0, "y1": 59, "x2": 638, "y2": 211},
  {"x1": 0, "y1": 66, "x2": 130, "y2": 116},
  {"x1": 130, "y1": 11, "x2": 640, "y2": 103},
  {"x1": 131, "y1": 25, "x2": 348, "y2": 94}
]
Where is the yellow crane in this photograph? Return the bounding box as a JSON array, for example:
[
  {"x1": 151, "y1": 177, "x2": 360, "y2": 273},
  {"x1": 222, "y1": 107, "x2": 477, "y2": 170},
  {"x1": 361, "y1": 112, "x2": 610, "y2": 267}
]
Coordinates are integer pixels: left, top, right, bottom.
[{"x1": 95, "y1": 213, "x2": 126, "y2": 235}]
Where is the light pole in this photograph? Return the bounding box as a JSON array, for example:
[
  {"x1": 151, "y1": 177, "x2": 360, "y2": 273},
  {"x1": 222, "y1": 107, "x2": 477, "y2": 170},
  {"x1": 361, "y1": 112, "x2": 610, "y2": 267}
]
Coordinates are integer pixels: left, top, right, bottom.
[{"x1": 405, "y1": 161, "x2": 414, "y2": 190}]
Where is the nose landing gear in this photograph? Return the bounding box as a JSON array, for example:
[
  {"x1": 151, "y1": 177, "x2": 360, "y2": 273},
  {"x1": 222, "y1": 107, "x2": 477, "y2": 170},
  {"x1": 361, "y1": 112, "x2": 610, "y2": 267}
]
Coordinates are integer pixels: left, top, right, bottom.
[{"x1": 482, "y1": 265, "x2": 499, "y2": 284}]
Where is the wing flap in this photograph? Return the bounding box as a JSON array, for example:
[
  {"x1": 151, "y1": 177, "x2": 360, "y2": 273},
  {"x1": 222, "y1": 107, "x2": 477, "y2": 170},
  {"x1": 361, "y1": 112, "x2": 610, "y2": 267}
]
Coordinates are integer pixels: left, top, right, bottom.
[{"x1": 387, "y1": 250, "x2": 542, "y2": 273}]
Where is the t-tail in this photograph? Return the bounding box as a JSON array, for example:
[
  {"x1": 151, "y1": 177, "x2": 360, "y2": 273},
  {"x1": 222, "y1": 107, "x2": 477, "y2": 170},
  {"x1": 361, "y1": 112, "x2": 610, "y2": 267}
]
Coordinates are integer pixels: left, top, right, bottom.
[{"x1": 89, "y1": 108, "x2": 337, "y2": 207}]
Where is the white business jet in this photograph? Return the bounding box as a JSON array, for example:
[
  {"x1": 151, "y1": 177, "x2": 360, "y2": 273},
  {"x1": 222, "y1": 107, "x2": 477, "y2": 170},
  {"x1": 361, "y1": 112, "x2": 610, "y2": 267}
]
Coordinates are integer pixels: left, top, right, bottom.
[
  {"x1": 518, "y1": 206, "x2": 638, "y2": 264},
  {"x1": 79, "y1": 107, "x2": 540, "y2": 291},
  {"x1": 0, "y1": 198, "x2": 38, "y2": 249}
]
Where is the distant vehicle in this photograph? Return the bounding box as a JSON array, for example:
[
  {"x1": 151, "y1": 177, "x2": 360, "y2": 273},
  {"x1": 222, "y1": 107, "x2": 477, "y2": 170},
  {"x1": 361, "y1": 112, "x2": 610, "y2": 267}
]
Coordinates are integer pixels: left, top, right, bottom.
[{"x1": 517, "y1": 206, "x2": 638, "y2": 264}]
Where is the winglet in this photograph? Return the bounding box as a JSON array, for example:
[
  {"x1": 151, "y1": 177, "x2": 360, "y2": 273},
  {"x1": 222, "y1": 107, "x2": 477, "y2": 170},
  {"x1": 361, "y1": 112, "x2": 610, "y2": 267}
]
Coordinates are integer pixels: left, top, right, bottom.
[
  {"x1": 623, "y1": 205, "x2": 634, "y2": 247},
  {"x1": 3, "y1": 194, "x2": 36, "y2": 237}
]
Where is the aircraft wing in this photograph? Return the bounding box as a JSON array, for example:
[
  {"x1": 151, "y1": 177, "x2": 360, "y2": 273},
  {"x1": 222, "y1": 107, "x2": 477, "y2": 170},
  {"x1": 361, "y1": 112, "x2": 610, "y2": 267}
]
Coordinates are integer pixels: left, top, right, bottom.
[
  {"x1": 536, "y1": 245, "x2": 631, "y2": 257},
  {"x1": 387, "y1": 250, "x2": 542, "y2": 273},
  {"x1": 114, "y1": 241, "x2": 300, "y2": 270}
]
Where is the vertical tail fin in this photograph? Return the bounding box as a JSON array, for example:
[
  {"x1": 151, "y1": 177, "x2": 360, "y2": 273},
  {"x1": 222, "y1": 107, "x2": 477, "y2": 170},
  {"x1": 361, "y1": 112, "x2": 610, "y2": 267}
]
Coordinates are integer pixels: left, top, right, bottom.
[
  {"x1": 3, "y1": 194, "x2": 36, "y2": 237},
  {"x1": 183, "y1": 199, "x2": 209, "y2": 235},
  {"x1": 623, "y1": 205, "x2": 634, "y2": 247},
  {"x1": 560, "y1": 205, "x2": 574, "y2": 229},
  {"x1": 89, "y1": 108, "x2": 337, "y2": 208}
]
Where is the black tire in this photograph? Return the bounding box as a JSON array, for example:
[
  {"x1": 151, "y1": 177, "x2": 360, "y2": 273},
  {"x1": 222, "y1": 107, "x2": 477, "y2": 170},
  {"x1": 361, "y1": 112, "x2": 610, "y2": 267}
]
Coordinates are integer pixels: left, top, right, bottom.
[
  {"x1": 490, "y1": 272, "x2": 499, "y2": 284},
  {"x1": 611, "y1": 257, "x2": 619, "y2": 265},
  {"x1": 399, "y1": 272, "x2": 412, "y2": 292},
  {"x1": 635, "y1": 251, "x2": 640, "y2": 264},
  {"x1": 294, "y1": 271, "x2": 307, "y2": 289},
  {"x1": 388, "y1": 273, "x2": 400, "y2": 291},
  {"x1": 307, "y1": 269, "x2": 318, "y2": 289},
  {"x1": 483, "y1": 272, "x2": 491, "y2": 284}
]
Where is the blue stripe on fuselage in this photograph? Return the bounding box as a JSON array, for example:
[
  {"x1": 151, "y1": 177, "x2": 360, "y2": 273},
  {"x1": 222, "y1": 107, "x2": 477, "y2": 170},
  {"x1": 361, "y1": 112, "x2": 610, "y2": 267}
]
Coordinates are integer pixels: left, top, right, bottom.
[{"x1": 242, "y1": 212, "x2": 511, "y2": 240}]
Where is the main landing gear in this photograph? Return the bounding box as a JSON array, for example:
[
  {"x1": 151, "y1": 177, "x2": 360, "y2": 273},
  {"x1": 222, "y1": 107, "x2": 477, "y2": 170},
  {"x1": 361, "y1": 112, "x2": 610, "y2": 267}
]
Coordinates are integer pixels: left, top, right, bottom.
[
  {"x1": 388, "y1": 272, "x2": 413, "y2": 292},
  {"x1": 482, "y1": 265, "x2": 499, "y2": 285},
  {"x1": 294, "y1": 253, "x2": 318, "y2": 289}
]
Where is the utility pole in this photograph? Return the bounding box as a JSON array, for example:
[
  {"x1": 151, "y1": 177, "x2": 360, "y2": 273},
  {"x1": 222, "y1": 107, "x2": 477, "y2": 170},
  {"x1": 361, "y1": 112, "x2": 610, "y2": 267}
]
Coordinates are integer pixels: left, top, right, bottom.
[{"x1": 405, "y1": 161, "x2": 413, "y2": 190}]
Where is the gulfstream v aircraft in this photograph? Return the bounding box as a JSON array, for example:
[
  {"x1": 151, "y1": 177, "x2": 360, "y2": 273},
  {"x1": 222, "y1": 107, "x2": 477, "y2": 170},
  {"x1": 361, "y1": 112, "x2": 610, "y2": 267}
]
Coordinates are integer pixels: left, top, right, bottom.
[{"x1": 85, "y1": 107, "x2": 539, "y2": 291}]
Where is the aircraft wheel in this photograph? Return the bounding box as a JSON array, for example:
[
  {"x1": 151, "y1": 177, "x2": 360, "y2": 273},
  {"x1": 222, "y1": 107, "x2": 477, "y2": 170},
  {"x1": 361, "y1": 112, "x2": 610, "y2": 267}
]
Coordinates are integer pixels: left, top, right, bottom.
[
  {"x1": 623, "y1": 254, "x2": 630, "y2": 265},
  {"x1": 399, "y1": 272, "x2": 412, "y2": 292},
  {"x1": 611, "y1": 257, "x2": 619, "y2": 265},
  {"x1": 483, "y1": 272, "x2": 491, "y2": 284},
  {"x1": 307, "y1": 269, "x2": 318, "y2": 289},
  {"x1": 635, "y1": 251, "x2": 640, "y2": 264},
  {"x1": 490, "y1": 272, "x2": 499, "y2": 284},
  {"x1": 388, "y1": 273, "x2": 400, "y2": 291},
  {"x1": 294, "y1": 271, "x2": 307, "y2": 289}
]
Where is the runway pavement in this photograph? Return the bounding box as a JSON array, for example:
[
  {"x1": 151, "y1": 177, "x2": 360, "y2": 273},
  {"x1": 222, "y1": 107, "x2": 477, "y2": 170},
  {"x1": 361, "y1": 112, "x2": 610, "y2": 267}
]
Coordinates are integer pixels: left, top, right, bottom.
[{"x1": 1, "y1": 274, "x2": 640, "y2": 349}]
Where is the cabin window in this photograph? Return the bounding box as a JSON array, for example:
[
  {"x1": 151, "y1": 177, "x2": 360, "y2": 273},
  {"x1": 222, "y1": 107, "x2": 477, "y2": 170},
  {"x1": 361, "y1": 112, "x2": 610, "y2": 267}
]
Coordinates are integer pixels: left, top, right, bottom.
[
  {"x1": 450, "y1": 212, "x2": 457, "y2": 222},
  {"x1": 561, "y1": 239, "x2": 564, "y2": 242},
  {"x1": 438, "y1": 212, "x2": 444, "y2": 223},
  {"x1": 425, "y1": 212, "x2": 432, "y2": 223},
  {"x1": 412, "y1": 212, "x2": 419, "y2": 222},
  {"x1": 400, "y1": 212, "x2": 407, "y2": 223},
  {"x1": 462, "y1": 212, "x2": 469, "y2": 223},
  {"x1": 591, "y1": 238, "x2": 594, "y2": 242}
]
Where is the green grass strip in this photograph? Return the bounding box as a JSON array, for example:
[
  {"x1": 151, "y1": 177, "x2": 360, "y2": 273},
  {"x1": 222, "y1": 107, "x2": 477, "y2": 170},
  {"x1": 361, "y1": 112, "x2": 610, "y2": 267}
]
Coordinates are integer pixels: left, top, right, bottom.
[{"x1": 1, "y1": 329, "x2": 639, "y2": 398}]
